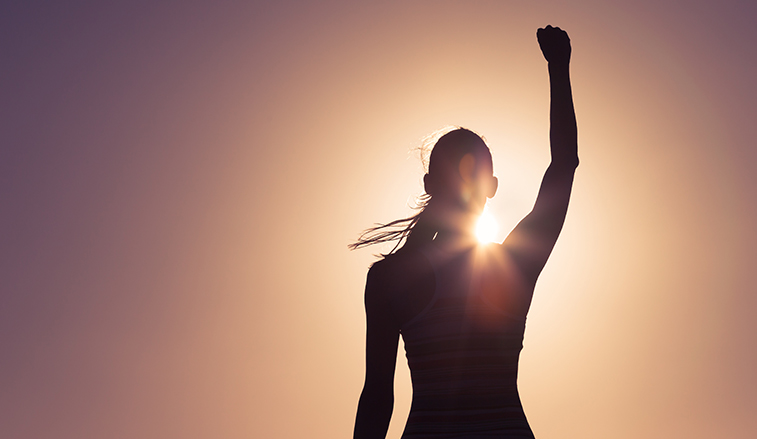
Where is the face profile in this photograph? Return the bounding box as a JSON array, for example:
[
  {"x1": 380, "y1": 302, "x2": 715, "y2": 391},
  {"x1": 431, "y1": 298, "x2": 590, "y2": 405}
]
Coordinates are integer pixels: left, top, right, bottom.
[{"x1": 456, "y1": 152, "x2": 498, "y2": 209}]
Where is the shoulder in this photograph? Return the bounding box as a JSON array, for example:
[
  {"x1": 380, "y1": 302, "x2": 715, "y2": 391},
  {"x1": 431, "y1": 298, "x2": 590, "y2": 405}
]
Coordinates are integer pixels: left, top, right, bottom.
[
  {"x1": 365, "y1": 247, "x2": 433, "y2": 299},
  {"x1": 365, "y1": 246, "x2": 436, "y2": 328},
  {"x1": 370, "y1": 247, "x2": 431, "y2": 281}
]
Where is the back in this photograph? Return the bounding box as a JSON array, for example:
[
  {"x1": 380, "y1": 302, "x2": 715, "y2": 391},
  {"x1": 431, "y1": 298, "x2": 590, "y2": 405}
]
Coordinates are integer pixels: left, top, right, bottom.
[{"x1": 399, "y1": 243, "x2": 536, "y2": 438}]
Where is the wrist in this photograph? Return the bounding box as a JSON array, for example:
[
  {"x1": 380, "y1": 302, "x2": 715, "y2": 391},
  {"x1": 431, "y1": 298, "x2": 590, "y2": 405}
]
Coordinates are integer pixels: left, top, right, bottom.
[
  {"x1": 547, "y1": 61, "x2": 570, "y2": 78},
  {"x1": 547, "y1": 60, "x2": 570, "y2": 70}
]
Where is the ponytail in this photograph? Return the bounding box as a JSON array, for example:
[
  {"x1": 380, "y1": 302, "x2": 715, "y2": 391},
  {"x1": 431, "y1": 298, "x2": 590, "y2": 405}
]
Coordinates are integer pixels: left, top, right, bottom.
[{"x1": 348, "y1": 195, "x2": 435, "y2": 255}]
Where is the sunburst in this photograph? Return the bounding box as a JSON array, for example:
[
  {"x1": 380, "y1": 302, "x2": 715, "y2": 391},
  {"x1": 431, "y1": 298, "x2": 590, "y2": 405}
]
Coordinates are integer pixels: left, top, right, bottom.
[{"x1": 475, "y1": 207, "x2": 499, "y2": 244}]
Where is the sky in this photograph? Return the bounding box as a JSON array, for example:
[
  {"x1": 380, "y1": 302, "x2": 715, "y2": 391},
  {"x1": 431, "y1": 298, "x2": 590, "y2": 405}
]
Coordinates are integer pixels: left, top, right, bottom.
[{"x1": 2, "y1": 1, "x2": 757, "y2": 438}]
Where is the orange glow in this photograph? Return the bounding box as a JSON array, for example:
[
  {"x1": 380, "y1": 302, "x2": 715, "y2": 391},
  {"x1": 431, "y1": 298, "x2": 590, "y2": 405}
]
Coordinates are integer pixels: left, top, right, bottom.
[{"x1": 2, "y1": 2, "x2": 756, "y2": 439}]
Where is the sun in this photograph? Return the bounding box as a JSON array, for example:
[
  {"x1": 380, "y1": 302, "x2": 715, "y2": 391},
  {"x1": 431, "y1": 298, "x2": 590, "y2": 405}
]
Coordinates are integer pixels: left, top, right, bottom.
[{"x1": 475, "y1": 208, "x2": 499, "y2": 244}]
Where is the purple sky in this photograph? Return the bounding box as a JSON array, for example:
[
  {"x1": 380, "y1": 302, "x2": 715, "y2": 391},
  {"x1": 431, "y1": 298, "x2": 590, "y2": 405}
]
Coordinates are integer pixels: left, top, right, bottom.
[{"x1": 2, "y1": 1, "x2": 757, "y2": 438}]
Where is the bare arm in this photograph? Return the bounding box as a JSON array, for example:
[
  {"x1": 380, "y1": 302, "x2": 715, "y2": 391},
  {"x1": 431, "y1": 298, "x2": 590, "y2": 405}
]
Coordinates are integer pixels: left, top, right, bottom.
[
  {"x1": 354, "y1": 262, "x2": 400, "y2": 439},
  {"x1": 503, "y1": 25, "x2": 578, "y2": 283}
]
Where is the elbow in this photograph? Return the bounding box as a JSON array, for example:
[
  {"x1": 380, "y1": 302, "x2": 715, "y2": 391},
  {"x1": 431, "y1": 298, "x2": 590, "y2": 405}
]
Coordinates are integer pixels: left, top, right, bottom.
[
  {"x1": 360, "y1": 382, "x2": 394, "y2": 408},
  {"x1": 552, "y1": 155, "x2": 579, "y2": 171}
]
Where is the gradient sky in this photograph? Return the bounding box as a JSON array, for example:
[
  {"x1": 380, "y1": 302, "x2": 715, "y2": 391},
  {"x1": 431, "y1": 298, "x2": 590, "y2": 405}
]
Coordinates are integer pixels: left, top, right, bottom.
[{"x1": 2, "y1": 1, "x2": 757, "y2": 438}]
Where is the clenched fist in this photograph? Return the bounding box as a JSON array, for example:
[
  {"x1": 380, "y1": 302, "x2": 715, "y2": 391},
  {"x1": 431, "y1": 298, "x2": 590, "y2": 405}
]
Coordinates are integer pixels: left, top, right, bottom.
[{"x1": 537, "y1": 25, "x2": 571, "y2": 65}]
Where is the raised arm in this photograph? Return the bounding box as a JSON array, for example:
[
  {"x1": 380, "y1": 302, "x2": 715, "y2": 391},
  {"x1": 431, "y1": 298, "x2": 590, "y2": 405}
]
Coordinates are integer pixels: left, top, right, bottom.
[
  {"x1": 541, "y1": 25, "x2": 578, "y2": 168},
  {"x1": 502, "y1": 25, "x2": 578, "y2": 283},
  {"x1": 353, "y1": 262, "x2": 400, "y2": 439}
]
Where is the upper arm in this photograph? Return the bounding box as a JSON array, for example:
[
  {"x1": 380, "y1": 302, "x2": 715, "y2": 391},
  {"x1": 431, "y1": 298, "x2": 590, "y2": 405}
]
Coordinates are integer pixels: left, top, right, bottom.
[
  {"x1": 354, "y1": 262, "x2": 400, "y2": 438},
  {"x1": 502, "y1": 162, "x2": 577, "y2": 282},
  {"x1": 363, "y1": 263, "x2": 400, "y2": 388}
]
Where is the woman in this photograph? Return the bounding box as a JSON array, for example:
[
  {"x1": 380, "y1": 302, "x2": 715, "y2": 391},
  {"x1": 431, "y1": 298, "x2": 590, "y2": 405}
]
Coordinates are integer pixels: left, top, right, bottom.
[{"x1": 352, "y1": 26, "x2": 578, "y2": 438}]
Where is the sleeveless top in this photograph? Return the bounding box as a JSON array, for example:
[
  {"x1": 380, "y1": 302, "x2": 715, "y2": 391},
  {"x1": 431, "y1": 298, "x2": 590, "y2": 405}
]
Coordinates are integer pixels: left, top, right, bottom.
[{"x1": 400, "y1": 244, "x2": 535, "y2": 438}]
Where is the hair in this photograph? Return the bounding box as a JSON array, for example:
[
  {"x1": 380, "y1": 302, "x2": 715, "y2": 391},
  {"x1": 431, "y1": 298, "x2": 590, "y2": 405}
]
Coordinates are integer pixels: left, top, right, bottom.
[{"x1": 349, "y1": 127, "x2": 491, "y2": 255}]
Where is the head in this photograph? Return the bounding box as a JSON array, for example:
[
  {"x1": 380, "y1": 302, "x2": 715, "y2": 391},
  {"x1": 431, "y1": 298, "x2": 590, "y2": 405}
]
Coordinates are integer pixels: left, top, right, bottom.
[
  {"x1": 349, "y1": 127, "x2": 498, "y2": 254},
  {"x1": 423, "y1": 129, "x2": 498, "y2": 231}
]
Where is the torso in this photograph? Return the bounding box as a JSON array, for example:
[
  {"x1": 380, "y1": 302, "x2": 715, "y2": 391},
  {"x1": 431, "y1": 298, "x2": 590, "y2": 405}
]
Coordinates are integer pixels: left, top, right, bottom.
[{"x1": 382, "y1": 241, "x2": 537, "y2": 438}]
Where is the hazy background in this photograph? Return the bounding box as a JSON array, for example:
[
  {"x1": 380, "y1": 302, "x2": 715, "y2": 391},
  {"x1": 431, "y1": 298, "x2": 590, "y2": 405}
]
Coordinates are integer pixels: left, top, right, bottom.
[{"x1": 2, "y1": 1, "x2": 756, "y2": 438}]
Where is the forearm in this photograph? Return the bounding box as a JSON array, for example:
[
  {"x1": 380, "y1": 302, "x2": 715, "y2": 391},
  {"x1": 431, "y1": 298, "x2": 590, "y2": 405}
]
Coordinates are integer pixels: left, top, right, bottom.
[
  {"x1": 548, "y1": 62, "x2": 579, "y2": 167},
  {"x1": 354, "y1": 386, "x2": 393, "y2": 439}
]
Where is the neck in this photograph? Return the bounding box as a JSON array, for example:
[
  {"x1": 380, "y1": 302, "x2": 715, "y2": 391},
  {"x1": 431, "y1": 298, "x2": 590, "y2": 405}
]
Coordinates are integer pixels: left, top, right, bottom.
[{"x1": 433, "y1": 229, "x2": 478, "y2": 251}]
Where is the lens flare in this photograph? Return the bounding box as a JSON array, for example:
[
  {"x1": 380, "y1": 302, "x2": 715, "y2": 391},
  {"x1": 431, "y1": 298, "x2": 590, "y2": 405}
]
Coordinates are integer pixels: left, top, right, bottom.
[{"x1": 475, "y1": 208, "x2": 499, "y2": 243}]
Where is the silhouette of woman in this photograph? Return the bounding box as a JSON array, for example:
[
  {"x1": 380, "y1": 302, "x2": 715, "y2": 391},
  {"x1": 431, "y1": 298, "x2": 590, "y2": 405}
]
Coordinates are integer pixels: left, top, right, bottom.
[{"x1": 352, "y1": 26, "x2": 578, "y2": 438}]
